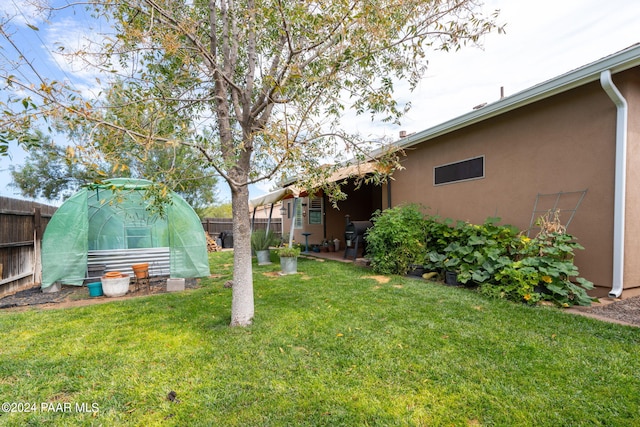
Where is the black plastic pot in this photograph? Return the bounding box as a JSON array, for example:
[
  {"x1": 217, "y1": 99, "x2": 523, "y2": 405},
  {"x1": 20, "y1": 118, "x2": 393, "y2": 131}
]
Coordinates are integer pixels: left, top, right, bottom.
[
  {"x1": 408, "y1": 265, "x2": 425, "y2": 277},
  {"x1": 445, "y1": 271, "x2": 461, "y2": 286}
]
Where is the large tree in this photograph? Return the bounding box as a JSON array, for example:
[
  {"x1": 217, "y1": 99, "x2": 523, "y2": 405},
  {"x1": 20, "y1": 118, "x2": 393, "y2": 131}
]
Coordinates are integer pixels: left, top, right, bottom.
[
  {"x1": 8, "y1": 132, "x2": 99, "y2": 201},
  {"x1": 0, "y1": 0, "x2": 502, "y2": 326},
  {"x1": 9, "y1": 135, "x2": 219, "y2": 207}
]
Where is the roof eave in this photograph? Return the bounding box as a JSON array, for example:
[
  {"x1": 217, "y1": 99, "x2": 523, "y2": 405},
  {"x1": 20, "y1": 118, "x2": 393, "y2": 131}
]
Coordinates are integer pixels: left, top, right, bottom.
[{"x1": 381, "y1": 43, "x2": 640, "y2": 154}]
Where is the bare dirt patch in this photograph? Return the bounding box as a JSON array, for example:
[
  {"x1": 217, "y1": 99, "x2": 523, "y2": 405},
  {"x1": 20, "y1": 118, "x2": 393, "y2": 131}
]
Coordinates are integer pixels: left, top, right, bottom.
[
  {"x1": 263, "y1": 272, "x2": 282, "y2": 278},
  {"x1": 0, "y1": 278, "x2": 201, "y2": 312},
  {"x1": 363, "y1": 275, "x2": 390, "y2": 284}
]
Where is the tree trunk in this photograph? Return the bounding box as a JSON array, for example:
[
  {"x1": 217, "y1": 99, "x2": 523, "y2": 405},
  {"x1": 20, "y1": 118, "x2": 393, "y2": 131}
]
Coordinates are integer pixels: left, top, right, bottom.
[{"x1": 229, "y1": 182, "x2": 254, "y2": 326}]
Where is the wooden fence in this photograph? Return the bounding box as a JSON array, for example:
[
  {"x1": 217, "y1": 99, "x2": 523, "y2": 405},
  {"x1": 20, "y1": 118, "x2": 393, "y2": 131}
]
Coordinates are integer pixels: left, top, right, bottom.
[
  {"x1": 0, "y1": 197, "x2": 57, "y2": 297},
  {"x1": 201, "y1": 217, "x2": 282, "y2": 248}
]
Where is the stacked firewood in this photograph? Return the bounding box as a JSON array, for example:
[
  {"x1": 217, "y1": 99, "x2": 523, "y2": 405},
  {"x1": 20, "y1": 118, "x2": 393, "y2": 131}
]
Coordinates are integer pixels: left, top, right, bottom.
[{"x1": 205, "y1": 232, "x2": 222, "y2": 252}]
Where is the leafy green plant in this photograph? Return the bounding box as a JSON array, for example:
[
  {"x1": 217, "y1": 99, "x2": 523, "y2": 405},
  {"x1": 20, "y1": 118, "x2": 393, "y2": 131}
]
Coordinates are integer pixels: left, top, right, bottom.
[
  {"x1": 480, "y1": 212, "x2": 594, "y2": 306},
  {"x1": 366, "y1": 204, "x2": 428, "y2": 275},
  {"x1": 453, "y1": 219, "x2": 519, "y2": 285},
  {"x1": 251, "y1": 229, "x2": 279, "y2": 251},
  {"x1": 277, "y1": 245, "x2": 301, "y2": 258},
  {"x1": 424, "y1": 217, "x2": 517, "y2": 286},
  {"x1": 486, "y1": 258, "x2": 544, "y2": 305},
  {"x1": 421, "y1": 211, "x2": 593, "y2": 306}
]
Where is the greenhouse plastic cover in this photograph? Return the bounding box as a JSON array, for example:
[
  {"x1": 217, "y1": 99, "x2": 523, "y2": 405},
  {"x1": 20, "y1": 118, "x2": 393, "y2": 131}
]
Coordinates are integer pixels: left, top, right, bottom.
[{"x1": 41, "y1": 179, "x2": 210, "y2": 289}]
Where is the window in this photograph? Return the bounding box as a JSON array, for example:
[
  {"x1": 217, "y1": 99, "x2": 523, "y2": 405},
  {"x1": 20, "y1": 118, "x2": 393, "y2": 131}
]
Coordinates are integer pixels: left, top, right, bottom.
[
  {"x1": 126, "y1": 226, "x2": 152, "y2": 249},
  {"x1": 434, "y1": 156, "x2": 484, "y2": 185},
  {"x1": 308, "y1": 197, "x2": 323, "y2": 225},
  {"x1": 294, "y1": 201, "x2": 303, "y2": 229}
]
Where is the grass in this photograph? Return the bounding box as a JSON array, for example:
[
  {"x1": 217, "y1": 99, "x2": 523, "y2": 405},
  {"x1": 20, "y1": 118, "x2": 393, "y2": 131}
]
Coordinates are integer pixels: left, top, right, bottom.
[{"x1": 1, "y1": 251, "x2": 640, "y2": 426}]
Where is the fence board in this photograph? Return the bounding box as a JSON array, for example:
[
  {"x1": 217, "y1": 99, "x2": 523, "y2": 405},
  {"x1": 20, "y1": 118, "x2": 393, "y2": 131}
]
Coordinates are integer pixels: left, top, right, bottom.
[
  {"x1": 0, "y1": 197, "x2": 57, "y2": 296},
  {"x1": 201, "y1": 218, "x2": 282, "y2": 238}
]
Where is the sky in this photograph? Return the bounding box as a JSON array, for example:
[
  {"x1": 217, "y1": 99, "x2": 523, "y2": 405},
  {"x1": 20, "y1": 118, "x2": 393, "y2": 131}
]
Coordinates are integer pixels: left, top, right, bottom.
[{"x1": 1, "y1": 0, "x2": 640, "y2": 204}]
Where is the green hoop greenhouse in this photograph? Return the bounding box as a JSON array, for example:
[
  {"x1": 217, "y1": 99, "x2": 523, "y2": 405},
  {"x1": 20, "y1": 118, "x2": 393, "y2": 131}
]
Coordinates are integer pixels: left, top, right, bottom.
[{"x1": 41, "y1": 178, "x2": 210, "y2": 290}]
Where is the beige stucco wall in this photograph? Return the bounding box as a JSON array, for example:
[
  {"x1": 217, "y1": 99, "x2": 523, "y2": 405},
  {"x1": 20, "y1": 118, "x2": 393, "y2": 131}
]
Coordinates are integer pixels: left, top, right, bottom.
[
  {"x1": 389, "y1": 77, "x2": 633, "y2": 294},
  {"x1": 619, "y1": 71, "x2": 640, "y2": 295}
]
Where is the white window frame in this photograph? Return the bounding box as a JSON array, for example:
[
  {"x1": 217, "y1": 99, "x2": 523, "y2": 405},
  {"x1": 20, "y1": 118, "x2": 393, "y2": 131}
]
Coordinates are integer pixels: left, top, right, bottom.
[
  {"x1": 294, "y1": 200, "x2": 303, "y2": 229},
  {"x1": 307, "y1": 197, "x2": 323, "y2": 225}
]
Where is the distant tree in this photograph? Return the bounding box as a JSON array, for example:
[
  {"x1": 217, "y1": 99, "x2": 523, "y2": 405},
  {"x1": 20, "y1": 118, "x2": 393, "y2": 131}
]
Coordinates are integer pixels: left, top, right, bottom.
[
  {"x1": 199, "y1": 203, "x2": 233, "y2": 219},
  {"x1": 0, "y1": 0, "x2": 503, "y2": 326},
  {"x1": 9, "y1": 132, "x2": 99, "y2": 200},
  {"x1": 10, "y1": 133, "x2": 219, "y2": 208}
]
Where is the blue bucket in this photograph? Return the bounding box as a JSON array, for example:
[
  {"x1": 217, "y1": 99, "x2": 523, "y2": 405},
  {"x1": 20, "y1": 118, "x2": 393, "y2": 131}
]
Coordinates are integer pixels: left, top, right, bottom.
[{"x1": 87, "y1": 282, "x2": 103, "y2": 297}]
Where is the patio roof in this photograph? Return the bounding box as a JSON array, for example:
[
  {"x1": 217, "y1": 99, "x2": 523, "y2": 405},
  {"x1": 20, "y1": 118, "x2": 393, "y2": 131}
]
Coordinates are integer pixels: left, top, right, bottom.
[
  {"x1": 249, "y1": 187, "x2": 301, "y2": 208},
  {"x1": 249, "y1": 162, "x2": 380, "y2": 208}
]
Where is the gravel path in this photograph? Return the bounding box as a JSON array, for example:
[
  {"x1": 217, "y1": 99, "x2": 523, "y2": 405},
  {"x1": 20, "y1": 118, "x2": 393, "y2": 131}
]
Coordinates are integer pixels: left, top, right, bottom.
[{"x1": 574, "y1": 296, "x2": 640, "y2": 327}]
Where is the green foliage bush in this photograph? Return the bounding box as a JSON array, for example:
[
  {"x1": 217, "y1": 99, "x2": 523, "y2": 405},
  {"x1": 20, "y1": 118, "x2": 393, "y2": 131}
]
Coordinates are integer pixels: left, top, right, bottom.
[
  {"x1": 251, "y1": 229, "x2": 279, "y2": 251},
  {"x1": 366, "y1": 204, "x2": 428, "y2": 275},
  {"x1": 277, "y1": 245, "x2": 301, "y2": 257},
  {"x1": 425, "y1": 217, "x2": 519, "y2": 286},
  {"x1": 368, "y1": 206, "x2": 594, "y2": 307},
  {"x1": 484, "y1": 228, "x2": 594, "y2": 306}
]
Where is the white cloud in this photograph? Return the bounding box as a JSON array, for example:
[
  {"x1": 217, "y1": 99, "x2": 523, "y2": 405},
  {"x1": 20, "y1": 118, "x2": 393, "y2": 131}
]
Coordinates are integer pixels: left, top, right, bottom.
[
  {"x1": 41, "y1": 16, "x2": 114, "y2": 95},
  {"x1": 0, "y1": 0, "x2": 46, "y2": 28},
  {"x1": 338, "y1": 0, "x2": 640, "y2": 141}
]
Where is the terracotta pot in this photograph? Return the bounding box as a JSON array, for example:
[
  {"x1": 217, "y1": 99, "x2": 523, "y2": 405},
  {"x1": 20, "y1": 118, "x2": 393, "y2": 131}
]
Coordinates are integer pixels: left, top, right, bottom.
[
  {"x1": 104, "y1": 271, "x2": 123, "y2": 278},
  {"x1": 132, "y1": 263, "x2": 149, "y2": 279}
]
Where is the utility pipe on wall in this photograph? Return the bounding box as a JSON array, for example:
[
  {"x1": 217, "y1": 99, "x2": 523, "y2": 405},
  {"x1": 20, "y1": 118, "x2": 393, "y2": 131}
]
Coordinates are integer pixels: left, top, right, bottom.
[
  {"x1": 600, "y1": 70, "x2": 628, "y2": 298},
  {"x1": 288, "y1": 197, "x2": 299, "y2": 247}
]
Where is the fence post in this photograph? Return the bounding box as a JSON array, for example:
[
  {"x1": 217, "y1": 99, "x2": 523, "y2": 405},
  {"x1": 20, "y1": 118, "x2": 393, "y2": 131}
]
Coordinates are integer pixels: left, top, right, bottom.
[{"x1": 33, "y1": 208, "x2": 42, "y2": 284}]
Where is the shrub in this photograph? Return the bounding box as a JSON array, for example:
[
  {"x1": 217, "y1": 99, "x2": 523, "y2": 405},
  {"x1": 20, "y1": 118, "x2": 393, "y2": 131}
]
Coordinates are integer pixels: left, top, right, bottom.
[
  {"x1": 277, "y1": 246, "x2": 301, "y2": 258},
  {"x1": 251, "y1": 229, "x2": 279, "y2": 252},
  {"x1": 424, "y1": 217, "x2": 518, "y2": 285},
  {"x1": 368, "y1": 206, "x2": 594, "y2": 307},
  {"x1": 366, "y1": 204, "x2": 428, "y2": 275},
  {"x1": 423, "y1": 211, "x2": 594, "y2": 307},
  {"x1": 479, "y1": 212, "x2": 594, "y2": 306}
]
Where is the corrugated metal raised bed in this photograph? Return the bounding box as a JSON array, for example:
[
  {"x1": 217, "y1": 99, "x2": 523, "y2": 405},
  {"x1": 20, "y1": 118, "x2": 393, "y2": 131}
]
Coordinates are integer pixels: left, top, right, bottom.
[{"x1": 87, "y1": 247, "x2": 170, "y2": 282}]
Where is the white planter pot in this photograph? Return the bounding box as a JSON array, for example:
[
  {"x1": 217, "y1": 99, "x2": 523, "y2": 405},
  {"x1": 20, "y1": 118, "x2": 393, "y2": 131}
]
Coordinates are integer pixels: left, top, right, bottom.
[
  {"x1": 101, "y1": 275, "x2": 130, "y2": 297},
  {"x1": 280, "y1": 257, "x2": 298, "y2": 275},
  {"x1": 256, "y1": 250, "x2": 271, "y2": 265}
]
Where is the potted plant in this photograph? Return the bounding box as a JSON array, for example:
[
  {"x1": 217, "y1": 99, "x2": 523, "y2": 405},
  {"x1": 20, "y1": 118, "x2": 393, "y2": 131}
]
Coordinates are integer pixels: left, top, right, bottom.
[
  {"x1": 251, "y1": 229, "x2": 278, "y2": 265},
  {"x1": 278, "y1": 245, "x2": 301, "y2": 274}
]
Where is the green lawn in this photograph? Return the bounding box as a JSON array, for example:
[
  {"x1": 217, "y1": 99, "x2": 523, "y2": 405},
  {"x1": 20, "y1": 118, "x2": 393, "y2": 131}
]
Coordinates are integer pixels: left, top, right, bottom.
[{"x1": 1, "y1": 251, "x2": 639, "y2": 426}]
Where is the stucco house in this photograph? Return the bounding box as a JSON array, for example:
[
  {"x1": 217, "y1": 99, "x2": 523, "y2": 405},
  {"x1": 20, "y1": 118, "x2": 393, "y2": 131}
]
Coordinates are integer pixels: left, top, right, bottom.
[{"x1": 253, "y1": 44, "x2": 640, "y2": 298}]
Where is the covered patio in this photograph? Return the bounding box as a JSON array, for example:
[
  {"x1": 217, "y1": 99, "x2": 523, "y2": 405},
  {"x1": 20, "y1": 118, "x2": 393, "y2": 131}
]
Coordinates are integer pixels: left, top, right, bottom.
[{"x1": 249, "y1": 162, "x2": 387, "y2": 251}]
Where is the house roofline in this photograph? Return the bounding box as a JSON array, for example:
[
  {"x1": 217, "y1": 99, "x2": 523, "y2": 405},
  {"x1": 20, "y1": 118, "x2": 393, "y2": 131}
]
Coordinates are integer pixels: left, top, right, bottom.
[{"x1": 381, "y1": 43, "x2": 640, "y2": 154}]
